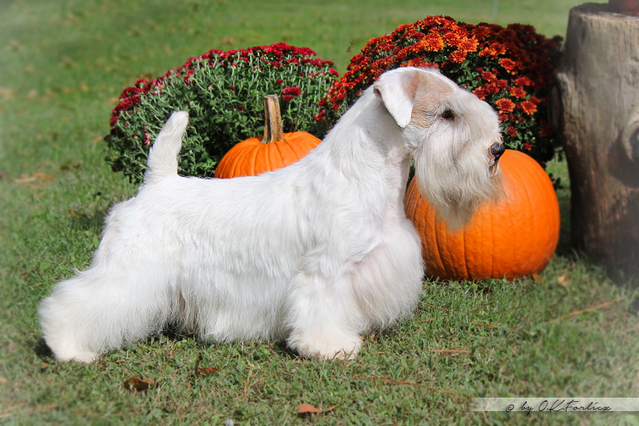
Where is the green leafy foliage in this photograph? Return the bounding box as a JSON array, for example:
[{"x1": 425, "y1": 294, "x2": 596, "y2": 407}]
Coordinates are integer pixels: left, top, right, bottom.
[{"x1": 105, "y1": 43, "x2": 339, "y2": 183}]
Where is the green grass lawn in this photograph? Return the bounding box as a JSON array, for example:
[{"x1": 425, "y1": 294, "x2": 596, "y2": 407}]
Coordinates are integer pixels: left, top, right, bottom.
[{"x1": 2, "y1": 0, "x2": 639, "y2": 424}]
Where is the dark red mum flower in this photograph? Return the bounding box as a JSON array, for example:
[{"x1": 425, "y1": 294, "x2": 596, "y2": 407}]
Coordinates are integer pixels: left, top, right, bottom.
[{"x1": 282, "y1": 87, "x2": 302, "y2": 97}]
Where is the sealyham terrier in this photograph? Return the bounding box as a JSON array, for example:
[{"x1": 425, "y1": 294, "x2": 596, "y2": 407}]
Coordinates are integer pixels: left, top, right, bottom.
[{"x1": 39, "y1": 67, "x2": 504, "y2": 362}]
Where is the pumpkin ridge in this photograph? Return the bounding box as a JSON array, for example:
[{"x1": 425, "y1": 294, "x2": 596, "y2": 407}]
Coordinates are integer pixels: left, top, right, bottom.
[
  {"x1": 523, "y1": 158, "x2": 539, "y2": 272},
  {"x1": 435, "y1": 214, "x2": 451, "y2": 280},
  {"x1": 492, "y1": 199, "x2": 496, "y2": 277},
  {"x1": 247, "y1": 143, "x2": 262, "y2": 176},
  {"x1": 278, "y1": 141, "x2": 291, "y2": 169},
  {"x1": 230, "y1": 143, "x2": 249, "y2": 177},
  {"x1": 429, "y1": 193, "x2": 445, "y2": 279},
  {"x1": 518, "y1": 154, "x2": 540, "y2": 273},
  {"x1": 233, "y1": 142, "x2": 256, "y2": 177},
  {"x1": 288, "y1": 134, "x2": 311, "y2": 159},
  {"x1": 501, "y1": 154, "x2": 523, "y2": 277},
  {"x1": 260, "y1": 141, "x2": 270, "y2": 172},
  {"x1": 461, "y1": 223, "x2": 470, "y2": 280}
]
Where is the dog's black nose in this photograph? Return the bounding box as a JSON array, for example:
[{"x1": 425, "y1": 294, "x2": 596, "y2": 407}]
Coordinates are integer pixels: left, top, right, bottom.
[{"x1": 491, "y1": 143, "x2": 506, "y2": 161}]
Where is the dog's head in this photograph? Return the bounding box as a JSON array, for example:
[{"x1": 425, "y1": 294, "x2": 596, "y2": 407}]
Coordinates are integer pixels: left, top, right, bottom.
[{"x1": 374, "y1": 67, "x2": 504, "y2": 229}]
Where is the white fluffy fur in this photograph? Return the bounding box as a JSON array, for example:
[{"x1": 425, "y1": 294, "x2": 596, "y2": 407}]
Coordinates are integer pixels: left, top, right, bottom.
[{"x1": 39, "y1": 67, "x2": 503, "y2": 362}]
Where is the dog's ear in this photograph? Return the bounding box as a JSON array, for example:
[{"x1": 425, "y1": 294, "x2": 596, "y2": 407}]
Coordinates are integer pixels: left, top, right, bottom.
[{"x1": 374, "y1": 68, "x2": 419, "y2": 128}]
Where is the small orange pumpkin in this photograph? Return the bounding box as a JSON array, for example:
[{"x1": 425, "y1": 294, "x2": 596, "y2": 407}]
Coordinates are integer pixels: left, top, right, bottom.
[
  {"x1": 215, "y1": 95, "x2": 321, "y2": 178},
  {"x1": 404, "y1": 150, "x2": 560, "y2": 281}
]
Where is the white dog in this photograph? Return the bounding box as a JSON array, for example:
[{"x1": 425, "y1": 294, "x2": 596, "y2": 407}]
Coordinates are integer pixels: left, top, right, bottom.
[{"x1": 39, "y1": 67, "x2": 504, "y2": 362}]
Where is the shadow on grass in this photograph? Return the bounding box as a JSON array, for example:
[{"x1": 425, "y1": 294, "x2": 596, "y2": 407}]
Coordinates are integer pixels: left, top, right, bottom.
[
  {"x1": 35, "y1": 337, "x2": 54, "y2": 361},
  {"x1": 68, "y1": 210, "x2": 108, "y2": 233}
]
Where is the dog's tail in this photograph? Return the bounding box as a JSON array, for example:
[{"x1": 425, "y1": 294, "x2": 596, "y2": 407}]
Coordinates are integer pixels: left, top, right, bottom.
[{"x1": 145, "y1": 111, "x2": 189, "y2": 181}]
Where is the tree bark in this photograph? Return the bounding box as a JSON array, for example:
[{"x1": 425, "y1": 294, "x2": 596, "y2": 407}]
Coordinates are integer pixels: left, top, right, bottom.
[{"x1": 555, "y1": 3, "x2": 639, "y2": 279}]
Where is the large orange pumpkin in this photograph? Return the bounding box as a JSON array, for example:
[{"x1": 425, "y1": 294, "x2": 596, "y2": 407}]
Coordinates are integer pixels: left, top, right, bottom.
[
  {"x1": 404, "y1": 150, "x2": 560, "y2": 281},
  {"x1": 215, "y1": 95, "x2": 321, "y2": 178}
]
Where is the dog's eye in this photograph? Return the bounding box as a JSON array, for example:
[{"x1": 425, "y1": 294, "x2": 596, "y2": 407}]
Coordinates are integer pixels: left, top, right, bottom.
[{"x1": 441, "y1": 109, "x2": 455, "y2": 120}]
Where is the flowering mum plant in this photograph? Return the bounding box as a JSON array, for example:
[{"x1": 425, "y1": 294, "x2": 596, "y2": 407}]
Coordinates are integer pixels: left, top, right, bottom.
[
  {"x1": 317, "y1": 16, "x2": 563, "y2": 167},
  {"x1": 106, "y1": 43, "x2": 339, "y2": 183}
]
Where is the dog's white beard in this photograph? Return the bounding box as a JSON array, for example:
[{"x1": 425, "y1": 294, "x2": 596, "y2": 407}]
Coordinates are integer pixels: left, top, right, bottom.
[{"x1": 409, "y1": 124, "x2": 502, "y2": 230}]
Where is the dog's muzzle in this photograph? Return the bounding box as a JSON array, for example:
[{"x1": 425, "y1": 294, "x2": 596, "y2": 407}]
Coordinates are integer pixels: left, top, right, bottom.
[{"x1": 489, "y1": 142, "x2": 505, "y2": 174}]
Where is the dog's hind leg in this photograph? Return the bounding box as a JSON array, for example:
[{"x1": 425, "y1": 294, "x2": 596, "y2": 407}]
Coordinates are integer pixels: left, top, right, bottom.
[{"x1": 39, "y1": 266, "x2": 172, "y2": 362}]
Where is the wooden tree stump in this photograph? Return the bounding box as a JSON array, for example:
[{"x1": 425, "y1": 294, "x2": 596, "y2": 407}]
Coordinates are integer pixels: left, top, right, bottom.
[{"x1": 555, "y1": 3, "x2": 639, "y2": 279}]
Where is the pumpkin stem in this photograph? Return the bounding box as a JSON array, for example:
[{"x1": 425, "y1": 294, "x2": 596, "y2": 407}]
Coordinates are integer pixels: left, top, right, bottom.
[{"x1": 262, "y1": 95, "x2": 284, "y2": 144}]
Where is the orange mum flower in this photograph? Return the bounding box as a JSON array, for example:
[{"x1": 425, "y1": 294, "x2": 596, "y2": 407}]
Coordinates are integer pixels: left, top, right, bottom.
[
  {"x1": 496, "y1": 98, "x2": 516, "y2": 114},
  {"x1": 450, "y1": 51, "x2": 468, "y2": 63},
  {"x1": 458, "y1": 38, "x2": 479, "y2": 53},
  {"x1": 500, "y1": 58, "x2": 518, "y2": 73},
  {"x1": 510, "y1": 87, "x2": 527, "y2": 98},
  {"x1": 443, "y1": 32, "x2": 461, "y2": 46},
  {"x1": 482, "y1": 71, "x2": 497, "y2": 82},
  {"x1": 521, "y1": 101, "x2": 538, "y2": 115},
  {"x1": 480, "y1": 46, "x2": 498, "y2": 58},
  {"x1": 418, "y1": 34, "x2": 445, "y2": 52}
]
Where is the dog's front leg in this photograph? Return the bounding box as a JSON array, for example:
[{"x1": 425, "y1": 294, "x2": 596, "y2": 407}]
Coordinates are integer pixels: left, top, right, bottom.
[{"x1": 284, "y1": 271, "x2": 362, "y2": 360}]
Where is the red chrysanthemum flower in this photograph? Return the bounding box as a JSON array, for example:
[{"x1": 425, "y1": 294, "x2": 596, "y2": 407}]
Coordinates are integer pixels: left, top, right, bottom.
[
  {"x1": 496, "y1": 98, "x2": 516, "y2": 114},
  {"x1": 482, "y1": 71, "x2": 497, "y2": 82},
  {"x1": 521, "y1": 101, "x2": 538, "y2": 115},
  {"x1": 419, "y1": 34, "x2": 445, "y2": 52},
  {"x1": 282, "y1": 87, "x2": 302, "y2": 97},
  {"x1": 450, "y1": 51, "x2": 467, "y2": 63},
  {"x1": 500, "y1": 58, "x2": 518, "y2": 74},
  {"x1": 458, "y1": 38, "x2": 479, "y2": 53},
  {"x1": 443, "y1": 32, "x2": 461, "y2": 46},
  {"x1": 473, "y1": 87, "x2": 488, "y2": 101},
  {"x1": 515, "y1": 77, "x2": 532, "y2": 87},
  {"x1": 510, "y1": 87, "x2": 527, "y2": 98}
]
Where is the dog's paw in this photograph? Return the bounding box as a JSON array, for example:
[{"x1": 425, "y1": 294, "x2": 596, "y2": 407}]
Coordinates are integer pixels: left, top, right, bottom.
[
  {"x1": 44, "y1": 338, "x2": 98, "y2": 363},
  {"x1": 289, "y1": 334, "x2": 362, "y2": 360}
]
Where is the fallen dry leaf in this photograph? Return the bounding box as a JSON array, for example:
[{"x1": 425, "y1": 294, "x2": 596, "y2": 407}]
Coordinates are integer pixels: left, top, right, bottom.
[
  {"x1": 557, "y1": 273, "x2": 571, "y2": 287},
  {"x1": 60, "y1": 163, "x2": 81, "y2": 171},
  {"x1": 546, "y1": 299, "x2": 622, "y2": 325},
  {"x1": 0, "y1": 377, "x2": 7, "y2": 384},
  {"x1": 198, "y1": 367, "x2": 219, "y2": 375},
  {"x1": 0, "y1": 88, "x2": 16, "y2": 100},
  {"x1": 297, "y1": 404, "x2": 338, "y2": 416},
  {"x1": 123, "y1": 376, "x2": 156, "y2": 391},
  {"x1": 14, "y1": 173, "x2": 55, "y2": 185},
  {"x1": 221, "y1": 36, "x2": 236, "y2": 45}
]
